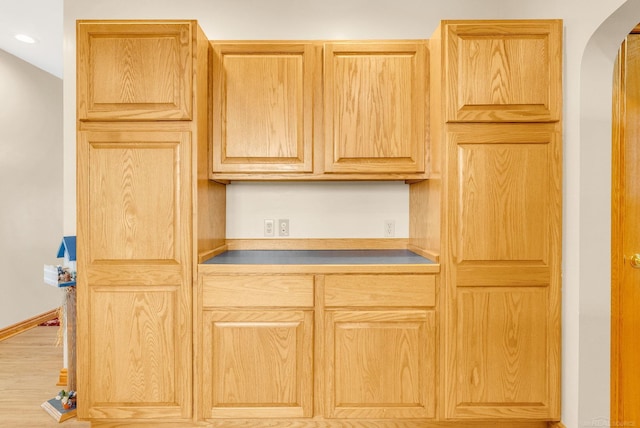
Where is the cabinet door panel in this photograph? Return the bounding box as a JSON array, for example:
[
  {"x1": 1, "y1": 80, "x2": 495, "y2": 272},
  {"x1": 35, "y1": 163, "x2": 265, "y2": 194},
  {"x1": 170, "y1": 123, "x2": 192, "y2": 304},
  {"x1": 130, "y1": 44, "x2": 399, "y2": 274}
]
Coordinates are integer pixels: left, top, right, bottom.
[
  {"x1": 80, "y1": 130, "x2": 188, "y2": 266},
  {"x1": 77, "y1": 125, "x2": 193, "y2": 420},
  {"x1": 211, "y1": 43, "x2": 316, "y2": 173},
  {"x1": 449, "y1": 124, "x2": 561, "y2": 285},
  {"x1": 325, "y1": 310, "x2": 435, "y2": 419},
  {"x1": 444, "y1": 124, "x2": 562, "y2": 420},
  {"x1": 444, "y1": 20, "x2": 562, "y2": 122},
  {"x1": 77, "y1": 21, "x2": 193, "y2": 120},
  {"x1": 202, "y1": 310, "x2": 313, "y2": 418},
  {"x1": 457, "y1": 142, "x2": 548, "y2": 263},
  {"x1": 324, "y1": 42, "x2": 427, "y2": 173},
  {"x1": 452, "y1": 287, "x2": 551, "y2": 418},
  {"x1": 84, "y1": 286, "x2": 189, "y2": 419}
]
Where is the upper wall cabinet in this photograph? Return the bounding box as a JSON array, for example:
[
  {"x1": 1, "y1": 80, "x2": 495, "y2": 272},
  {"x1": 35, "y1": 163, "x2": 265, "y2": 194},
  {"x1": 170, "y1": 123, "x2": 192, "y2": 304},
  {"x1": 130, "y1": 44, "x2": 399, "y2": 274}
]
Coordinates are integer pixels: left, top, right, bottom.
[
  {"x1": 211, "y1": 42, "x2": 319, "y2": 173},
  {"x1": 442, "y1": 20, "x2": 562, "y2": 122},
  {"x1": 324, "y1": 42, "x2": 428, "y2": 174},
  {"x1": 77, "y1": 21, "x2": 194, "y2": 121}
]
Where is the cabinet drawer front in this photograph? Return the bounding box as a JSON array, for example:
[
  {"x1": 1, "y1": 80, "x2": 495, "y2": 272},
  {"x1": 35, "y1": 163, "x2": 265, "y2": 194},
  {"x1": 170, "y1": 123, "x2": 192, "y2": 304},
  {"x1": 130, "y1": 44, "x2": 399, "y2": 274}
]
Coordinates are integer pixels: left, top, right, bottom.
[
  {"x1": 202, "y1": 275, "x2": 314, "y2": 307},
  {"x1": 324, "y1": 274, "x2": 435, "y2": 307}
]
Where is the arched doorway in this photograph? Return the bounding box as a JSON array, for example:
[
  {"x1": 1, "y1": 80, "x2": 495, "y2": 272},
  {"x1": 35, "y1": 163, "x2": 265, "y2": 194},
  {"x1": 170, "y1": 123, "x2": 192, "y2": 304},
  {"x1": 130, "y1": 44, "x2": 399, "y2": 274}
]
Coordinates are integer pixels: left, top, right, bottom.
[
  {"x1": 611, "y1": 23, "x2": 640, "y2": 427},
  {"x1": 579, "y1": 1, "x2": 640, "y2": 426}
]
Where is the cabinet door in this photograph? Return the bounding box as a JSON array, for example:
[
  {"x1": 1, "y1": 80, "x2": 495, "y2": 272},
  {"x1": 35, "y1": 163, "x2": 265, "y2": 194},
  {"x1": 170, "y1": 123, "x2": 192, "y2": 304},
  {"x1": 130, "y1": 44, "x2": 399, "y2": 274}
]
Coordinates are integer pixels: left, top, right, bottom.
[
  {"x1": 77, "y1": 21, "x2": 193, "y2": 120},
  {"x1": 324, "y1": 42, "x2": 428, "y2": 174},
  {"x1": 444, "y1": 123, "x2": 561, "y2": 419},
  {"x1": 76, "y1": 127, "x2": 193, "y2": 419},
  {"x1": 202, "y1": 310, "x2": 314, "y2": 418},
  {"x1": 443, "y1": 20, "x2": 562, "y2": 122},
  {"x1": 325, "y1": 310, "x2": 435, "y2": 419},
  {"x1": 211, "y1": 43, "x2": 318, "y2": 173}
]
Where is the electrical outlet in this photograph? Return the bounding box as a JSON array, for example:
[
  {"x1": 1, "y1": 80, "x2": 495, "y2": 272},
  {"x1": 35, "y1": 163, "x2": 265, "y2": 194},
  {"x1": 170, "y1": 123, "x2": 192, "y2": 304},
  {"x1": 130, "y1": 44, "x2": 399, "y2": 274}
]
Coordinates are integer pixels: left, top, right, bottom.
[
  {"x1": 278, "y1": 219, "x2": 289, "y2": 237},
  {"x1": 264, "y1": 219, "x2": 275, "y2": 237},
  {"x1": 384, "y1": 220, "x2": 395, "y2": 238}
]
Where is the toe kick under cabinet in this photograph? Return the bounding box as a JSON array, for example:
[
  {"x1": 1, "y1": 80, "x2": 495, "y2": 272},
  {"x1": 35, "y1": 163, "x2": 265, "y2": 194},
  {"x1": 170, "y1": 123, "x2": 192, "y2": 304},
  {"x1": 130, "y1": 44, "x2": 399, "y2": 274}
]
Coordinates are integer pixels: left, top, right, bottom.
[{"x1": 197, "y1": 250, "x2": 439, "y2": 425}]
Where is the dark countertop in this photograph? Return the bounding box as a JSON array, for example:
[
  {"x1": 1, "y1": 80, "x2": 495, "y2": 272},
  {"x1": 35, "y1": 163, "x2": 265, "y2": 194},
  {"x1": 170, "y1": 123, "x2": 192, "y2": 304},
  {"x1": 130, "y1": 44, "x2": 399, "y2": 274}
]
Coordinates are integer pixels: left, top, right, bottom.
[{"x1": 203, "y1": 249, "x2": 436, "y2": 265}]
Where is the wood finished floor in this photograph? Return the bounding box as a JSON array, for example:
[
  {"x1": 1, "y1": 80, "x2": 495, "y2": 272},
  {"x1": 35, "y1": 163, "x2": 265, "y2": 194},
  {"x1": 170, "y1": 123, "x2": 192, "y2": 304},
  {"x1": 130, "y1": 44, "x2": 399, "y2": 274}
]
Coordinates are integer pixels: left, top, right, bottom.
[{"x1": 0, "y1": 326, "x2": 89, "y2": 427}]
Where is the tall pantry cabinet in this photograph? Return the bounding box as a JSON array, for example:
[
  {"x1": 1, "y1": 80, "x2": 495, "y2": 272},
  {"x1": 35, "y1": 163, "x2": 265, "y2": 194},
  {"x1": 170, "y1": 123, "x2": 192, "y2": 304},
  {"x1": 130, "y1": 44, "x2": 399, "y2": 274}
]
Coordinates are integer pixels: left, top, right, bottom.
[
  {"x1": 417, "y1": 20, "x2": 563, "y2": 420},
  {"x1": 76, "y1": 20, "x2": 225, "y2": 422}
]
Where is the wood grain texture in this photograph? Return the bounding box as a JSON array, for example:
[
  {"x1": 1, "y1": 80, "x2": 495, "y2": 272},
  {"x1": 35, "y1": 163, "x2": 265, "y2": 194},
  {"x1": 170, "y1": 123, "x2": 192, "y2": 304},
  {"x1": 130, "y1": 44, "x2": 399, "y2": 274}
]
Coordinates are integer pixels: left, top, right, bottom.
[
  {"x1": 443, "y1": 123, "x2": 562, "y2": 419},
  {"x1": 0, "y1": 309, "x2": 59, "y2": 342},
  {"x1": 93, "y1": 421, "x2": 548, "y2": 428},
  {"x1": 198, "y1": 263, "x2": 439, "y2": 275},
  {"x1": 325, "y1": 310, "x2": 435, "y2": 418},
  {"x1": 77, "y1": 21, "x2": 193, "y2": 120},
  {"x1": 81, "y1": 130, "x2": 187, "y2": 263},
  {"x1": 0, "y1": 327, "x2": 90, "y2": 427},
  {"x1": 89, "y1": 288, "x2": 178, "y2": 404},
  {"x1": 324, "y1": 42, "x2": 428, "y2": 174},
  {"x1": 611, "y1": 33, "x2": 624, "y2": 427},
  {"x1": 202, "y1": 310, "x2": 313, "y2": 418},
  {"x1": 196, "y1": 27, "x2": 226, "y2": 259},
  {"x1": 409, "y1": 179, "x2": 440, "y2": 257},
  {"x1": 612, "y1": 32, "x2": 640, "y2": 427},
  {"x1": 4, "y1": 329, "x2": 553, "y2": 427},
  {"x1": 443, "y1": 20, "x2": 562, "y2": 122},
  {"x1": 442, "y1": 123, "x2": 562, "y2": 420},
  {"x1": 211, "y1": 42, "x2": 317, "y2": 173},
  {"x1": 324, "y1": 274, "x2": 436, "y2": 307},
  {"x1": 454, "y1": 288, "x2": 550, "y2": 417},
  {"x1": 76, "y1": 20, "x2": 206, "y2": 423},
  {"x1": 451, "y1": 125, "x2": 555, "y2": 264},
  {"x1": 428, "y1": 21, "x2": 562, "y2": 422},
  {"x1": 202, "y1": 275, "x2": 314, "y2": 308},
  {"x1": 209, "y1": 171, "x2": 431, "y2": 181}
]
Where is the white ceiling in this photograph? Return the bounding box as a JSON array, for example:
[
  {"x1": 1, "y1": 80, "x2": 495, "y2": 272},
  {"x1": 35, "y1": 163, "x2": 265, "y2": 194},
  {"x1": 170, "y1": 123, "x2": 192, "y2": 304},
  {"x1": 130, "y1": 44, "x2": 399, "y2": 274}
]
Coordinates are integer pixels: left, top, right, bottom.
[{"x1": 0, "y1": 0, "x2": 63, "y2": 78}]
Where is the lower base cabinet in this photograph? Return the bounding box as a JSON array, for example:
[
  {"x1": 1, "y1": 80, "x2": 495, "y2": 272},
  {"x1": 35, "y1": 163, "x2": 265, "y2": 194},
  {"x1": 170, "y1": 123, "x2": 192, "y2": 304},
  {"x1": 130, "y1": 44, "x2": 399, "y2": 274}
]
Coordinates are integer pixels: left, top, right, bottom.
[
  {"x1": 202, "y1": 310, "x2": 314, "y2": 418},
  {"x1": 199, "y1": 271, "x2": 438, "y2": 422},
  {"x1": 325, "y1": 309, "x2": 436, "y2": 418}
]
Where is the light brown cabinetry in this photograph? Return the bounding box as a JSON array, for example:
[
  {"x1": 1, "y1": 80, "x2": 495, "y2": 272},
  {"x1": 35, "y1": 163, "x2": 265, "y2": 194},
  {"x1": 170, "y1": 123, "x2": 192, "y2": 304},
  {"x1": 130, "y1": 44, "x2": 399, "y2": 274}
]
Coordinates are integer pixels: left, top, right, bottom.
[
  {"x1": 198, "y1": 268, "x2": 438, "y2": 423},
  {"x1": 210, "y1": 42, "x2": 319, "y2": 173},
  {"x1": 442, "y1": 20, "x2": 562, "y2": 122},
  {"x1": 324, "y1": 42, "x2": 428, "y2": 174},
  {"x1": 77, "y1": 125, "x2": 194, "y2": 419},
  {"x1": 445, "y1": 123, "x2": 561, "y2": 419},
  {"x1": 76, "y1": 18, "x2": 563, "y2": 428},
  {"x1": 76, "y1": 20, "x2": 226, "y2": 423},
  {"x1": 419, "y1": 19, "x2": 562, "y2": 421},
  {"x1": 77, "y1": 21, "x2": 194, "y2": 121},
  {"x1": 203, "y1": 310, "x2": 314, "y2": 418},
  {"x1": 200, "y1": 274, "x2": 314, "y2": 418},
  {"x1": 210, "y1": 40, "x2": 429, "y2": 180},
  {"x1": 324, "y1": 274, "x2": 436, "y2": 419}
]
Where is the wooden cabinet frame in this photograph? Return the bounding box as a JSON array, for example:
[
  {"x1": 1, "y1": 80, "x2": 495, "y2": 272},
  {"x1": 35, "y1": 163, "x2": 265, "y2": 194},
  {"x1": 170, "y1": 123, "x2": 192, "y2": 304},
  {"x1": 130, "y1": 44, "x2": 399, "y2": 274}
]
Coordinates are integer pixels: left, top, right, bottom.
[
  {"x1": 202, "y1": 310, "x2": 314, "y2": 418},
  {"x1": 77, "y1": 21, "x2": 194, "y2": 121},
  {"x1": 325, "y1": 309, "x2": 436, "y2": 419},
  {"x1": 210, "y1": 42, "x2": 319, "y2": 173},
  {"x1": 76, "y1": 18, "x2": 563, "y2": 428}
]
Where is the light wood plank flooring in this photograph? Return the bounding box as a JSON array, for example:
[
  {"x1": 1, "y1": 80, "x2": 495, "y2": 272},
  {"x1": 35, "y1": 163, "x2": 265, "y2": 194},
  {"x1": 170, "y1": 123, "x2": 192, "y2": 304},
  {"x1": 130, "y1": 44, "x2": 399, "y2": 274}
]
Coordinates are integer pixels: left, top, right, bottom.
[{"x1": 0, "y1": 326, "x2": 89, "y2": 427}]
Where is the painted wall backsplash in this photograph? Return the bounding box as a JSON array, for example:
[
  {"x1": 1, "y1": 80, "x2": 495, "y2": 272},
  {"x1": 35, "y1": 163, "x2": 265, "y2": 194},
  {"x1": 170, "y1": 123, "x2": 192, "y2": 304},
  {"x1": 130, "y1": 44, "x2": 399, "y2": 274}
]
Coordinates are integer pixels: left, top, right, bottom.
[{"x1": 225, "y1": 181, "x2": 409, "y2": 238}]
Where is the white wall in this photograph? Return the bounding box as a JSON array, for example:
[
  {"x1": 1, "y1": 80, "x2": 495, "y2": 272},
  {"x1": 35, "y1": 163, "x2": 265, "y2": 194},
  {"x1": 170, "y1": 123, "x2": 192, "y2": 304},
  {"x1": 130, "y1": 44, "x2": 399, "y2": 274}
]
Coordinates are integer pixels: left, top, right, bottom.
[
  {"x1": 0, "y1": 49, "x2": 64, "y2": 329},
  {"x1": 226, "y1": 182, "x2": 409, "y2": 238},
  {"x1": 63, "y1": 0, "x2": 640, "y2": 426}
]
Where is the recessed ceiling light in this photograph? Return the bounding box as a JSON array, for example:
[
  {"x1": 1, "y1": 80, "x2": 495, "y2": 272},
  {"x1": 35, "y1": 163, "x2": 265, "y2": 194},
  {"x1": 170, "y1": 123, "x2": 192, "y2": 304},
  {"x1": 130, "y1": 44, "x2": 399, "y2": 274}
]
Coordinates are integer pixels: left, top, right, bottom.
[{"x1": 15, "y1": 34, "x2": 37, "y2": 44}]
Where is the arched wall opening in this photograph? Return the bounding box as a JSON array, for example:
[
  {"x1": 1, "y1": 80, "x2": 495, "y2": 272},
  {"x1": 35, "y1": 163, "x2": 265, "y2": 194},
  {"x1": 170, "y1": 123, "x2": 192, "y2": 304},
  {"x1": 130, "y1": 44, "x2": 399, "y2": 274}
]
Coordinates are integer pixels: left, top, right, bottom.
[{"x1": 577, "y1": 0, "x2": 640, "y2": 425}]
